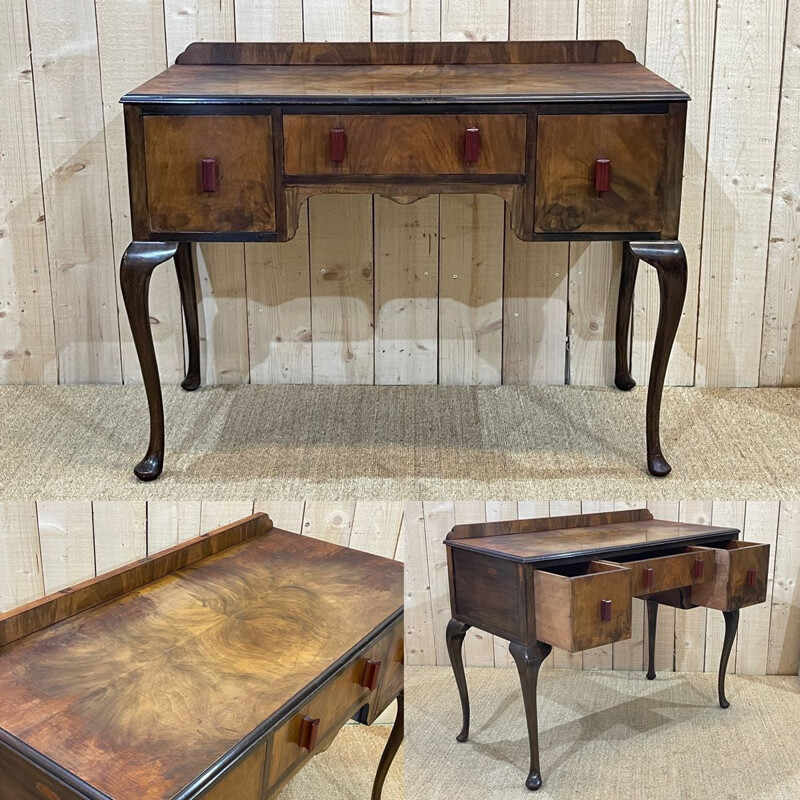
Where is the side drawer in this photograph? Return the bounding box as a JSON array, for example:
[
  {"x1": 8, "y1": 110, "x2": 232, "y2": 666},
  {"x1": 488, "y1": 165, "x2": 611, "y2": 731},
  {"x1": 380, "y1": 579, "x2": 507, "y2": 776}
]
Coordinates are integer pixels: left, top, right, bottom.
[
  {"x1": 604, "y1": 546, "x2": 716, "y2": 597},
  {"x1": 535, "y1": 113, "x2": 668, "y2": 234},
  {"x1": 690, "y1": 541, "x2": 770, "y2": 611},
  {"x1": 533, "y1": 561, "x2": 632, "y2": 652},
  {"x1": 143, "y1": 114, "x2": 276, "y2": 233},
  {"x1": 265, "y1": 635, "x2": 388, "y2": 790},
  {"x1": 283, "y1": 114, "x2": 526, "y2": 176}
]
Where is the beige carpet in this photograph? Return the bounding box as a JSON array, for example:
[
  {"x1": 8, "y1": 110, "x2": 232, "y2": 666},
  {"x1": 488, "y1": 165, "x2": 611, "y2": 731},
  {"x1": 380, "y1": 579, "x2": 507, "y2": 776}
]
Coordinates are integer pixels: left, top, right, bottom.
[
  {"x1": 407, "y1": 666, "x2": 800, "y2": 800},
  {"x1": 0, "y1": 385, "x2": 797, "y2": 499},
  {"x1": 280, "y1": 724, "x2": 402, "y2": 800}
]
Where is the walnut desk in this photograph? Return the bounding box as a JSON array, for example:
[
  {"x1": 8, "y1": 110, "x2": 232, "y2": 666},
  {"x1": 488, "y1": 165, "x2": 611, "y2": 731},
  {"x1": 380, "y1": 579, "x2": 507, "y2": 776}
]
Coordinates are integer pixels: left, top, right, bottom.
[
  {"x1": 444, "y1": 509, "x2": 770, "y2": 791},
  {"x1": 0, "y1": 513, "x2": 404, "y2": 800},
  {"x1": 119, "y1": 40, "x2": 690, "y2": 481}
]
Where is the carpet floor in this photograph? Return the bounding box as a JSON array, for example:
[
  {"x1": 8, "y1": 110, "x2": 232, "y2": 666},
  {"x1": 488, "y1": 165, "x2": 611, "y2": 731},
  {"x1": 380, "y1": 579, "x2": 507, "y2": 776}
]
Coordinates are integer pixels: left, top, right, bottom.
[
  {"x1": 406, "y1": 666, "x2": 800, "y2": 800},
  {"x1": 0, "y1": 385, "x2": 797, "y2": 499},
  {"x1": 279, "y1": 723, "x2": 402, "y2": 800}
]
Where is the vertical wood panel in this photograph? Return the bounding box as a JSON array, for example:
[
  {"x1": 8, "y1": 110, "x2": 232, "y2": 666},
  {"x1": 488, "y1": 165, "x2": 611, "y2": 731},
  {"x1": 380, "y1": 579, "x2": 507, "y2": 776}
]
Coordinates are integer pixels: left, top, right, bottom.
[
  {"x1": 767, "y1": 503, "x2": 800, "y2": 675},
  {"x1": 27, "y1": 0, "x2": 121, "y2": 384},
  {"x1": 373, "y1": 0, "x2": 441, "y2": 40},
  {"x1": 36, "y1": 502, "x2": 95, "y2": 593},
  {"x1": 199, "y1": 501, "x2": 255, "y2": 534},
  {"x1": 301, "y1": 501, "x2": 356, "y2": 545},
  {"x1": 635, "y1": 0, "x2": 716, "y2": 386},
  {"x1": 92, "y1": 501, "x2": 147, "y2": 574},
  {"x1": 253, "y1": 500, "x2": 306, "y2": 532},
  {"x1": 96, "y1": 0, "x2": 183, "y2": 387},
  {"x1": 422, "y1": 500, "x2": 456, "y2": 667},
  {"x1": 374, "y1": 197, "x2": 439, "y2": 385},
  {"x1": 441, "y1": 0, "x2": 509, "y2": 40},
  {"x1": 234, "y1": 0, "x2": 304, "y2": 40},
  {"x1": 760, "y1": 0, "x2": 800, "y2": 386},
  {"x1": 0, "y1": 503, "x2": 43, "y2": 612},
  {"x1": 695, "y1": 0, "x2": 788, "y2": 386},
  {"x1": 0, "y1": 0, "x2": 57, "y2": 384},
  {"x1": 350, "y1": 501, "x2": 404, "y2": 557},
  {"x1": 146, "y1": 501, "x2": 203, "y2": 554},
  {"x1": 404, "y1": 501, "x2": 436, "y2": 667}
]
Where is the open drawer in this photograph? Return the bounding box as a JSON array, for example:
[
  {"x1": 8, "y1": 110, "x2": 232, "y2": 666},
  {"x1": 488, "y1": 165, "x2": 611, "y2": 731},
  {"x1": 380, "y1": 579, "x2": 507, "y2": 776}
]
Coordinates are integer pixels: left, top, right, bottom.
[
  {"x1": 690, "y1": 541, "x2": 770, "y2": 611},
  {"x1": 533, "y1": 562, "x2": 632, "y2": 652},
  {"x1": 600, "y1": 546, "x2": 716, "y2": 597}
]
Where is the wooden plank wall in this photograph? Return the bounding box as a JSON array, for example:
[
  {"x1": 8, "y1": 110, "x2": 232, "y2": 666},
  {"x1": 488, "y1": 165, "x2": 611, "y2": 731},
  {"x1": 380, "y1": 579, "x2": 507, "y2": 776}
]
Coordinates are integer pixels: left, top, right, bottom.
[
  {"x1": 2, "y1": 0, "x2": 798, "y2": 387},
  {"x1": 404, "y1": 500, "x2": 800, "y2": 675}
]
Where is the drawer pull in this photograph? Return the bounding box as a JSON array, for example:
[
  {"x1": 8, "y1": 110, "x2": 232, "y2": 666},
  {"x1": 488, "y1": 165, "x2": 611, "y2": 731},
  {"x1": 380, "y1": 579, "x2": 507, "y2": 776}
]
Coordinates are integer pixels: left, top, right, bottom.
[
  {"x1": 330, "y1": 127, "x2": 346, "y2": 163},
  {"x1": 600, "y1": 599, "x2": 612, "y2": 621},
  {"x1": 201, "y1": 158, "x2": 217, "y2": 192},
  {"x1": 595, "y1": 158, "x2": 610, "y2": 194},
  {"x1": 299, "y1": 715, "x2": 320, "y2": 750},
  {"x1": 694, "y1": 558, "x2": 705, "y2": 579},
  {"x1": 360, "y1": 659, "x2": 382, "y2": 691},
  {"x1": 465, "y1": 127, "x2": 481, "y2": 163},
  {"x1": 643, "y1": 567, "x2": 654, "y2": 588},
  {"x1": 747, "y1": 569, "x2": 757, "y2": 588}
]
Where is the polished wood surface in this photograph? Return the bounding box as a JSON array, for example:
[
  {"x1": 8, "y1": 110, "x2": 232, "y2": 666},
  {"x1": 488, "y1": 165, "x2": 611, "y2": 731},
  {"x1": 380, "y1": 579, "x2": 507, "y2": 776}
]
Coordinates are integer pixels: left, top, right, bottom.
[
  {"x1": 125, "y1": 62, "x2": 686, "y2": 105},
  {"x1": 0, "y1": 514, "x2": 403, "y2": 800},
  {"x1": 144, "y1": 115, "x2": 276, "y2": 233},
  {"x1": 445, "y1": 510, "x2": 771, "y2": 790},
  {"x1": 535, "y1": 113, "x2": 667, "y2": 233},
  {"x1": 284, "y1": 114, "x2": 526, "y2": 176}
]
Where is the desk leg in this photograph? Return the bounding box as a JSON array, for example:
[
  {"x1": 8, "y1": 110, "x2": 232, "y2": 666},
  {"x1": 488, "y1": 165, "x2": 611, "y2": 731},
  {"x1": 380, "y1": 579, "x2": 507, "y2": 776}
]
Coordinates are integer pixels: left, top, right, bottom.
[
  {"x1": 120, "y1": 241, "x2": 179, "y2": 481},
  {"x1": 174, "y1": 242, "x2": 201, "y2": 392},
  {"x1": 446, "y1": 618, "x2": 471, "y2": 742},
  {"x1": 646, "y1": 599, "x2": 658, "y2": 680},
  {"x1": 371, "y1": 693, "x2": 403, "y2": 800},
  {"x1": 615, "y1": 242, "x2": 638, "y2": 391},
  {"x1": 510, "y1": 640, "x2": 552, "y2": 791},
  {"x1": 718, "y1": 610, "x2": 739, "y2": 709},
  {"x1": 626, "y1": 240, "x2": 688, "y2": 477}
]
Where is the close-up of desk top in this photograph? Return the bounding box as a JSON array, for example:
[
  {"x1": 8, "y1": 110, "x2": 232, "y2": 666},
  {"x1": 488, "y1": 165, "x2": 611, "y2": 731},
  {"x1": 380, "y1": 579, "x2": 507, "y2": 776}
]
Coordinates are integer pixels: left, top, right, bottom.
[
  {"x1": 0, "y1": 514, "x2": 403, "y2": 800},
  {"x1": 445, "y1": 509, "x2": 738, "y2": 563}
]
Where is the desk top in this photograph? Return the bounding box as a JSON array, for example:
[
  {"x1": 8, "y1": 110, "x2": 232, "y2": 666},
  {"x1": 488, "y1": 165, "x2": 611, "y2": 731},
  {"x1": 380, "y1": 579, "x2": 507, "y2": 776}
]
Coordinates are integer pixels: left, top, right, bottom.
[
  {"x1": 445, "y1": 509, "x2": 738, "y2": 564},
  {"x1": 0, "y1": 514, "x2": 402, "y2": 800},
  {"x1": 122, "y1": 40, "x2": 688, "y2": 106}
]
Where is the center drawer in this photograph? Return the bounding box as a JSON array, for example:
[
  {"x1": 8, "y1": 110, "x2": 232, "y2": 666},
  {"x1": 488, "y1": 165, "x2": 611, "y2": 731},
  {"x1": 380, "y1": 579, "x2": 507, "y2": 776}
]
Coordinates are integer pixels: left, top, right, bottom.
[
  {"x1": 533, "y1": 561, "x2": 632, "y2": 653},
  {"x1": 283, "y1": 114, "x2": 527, "y2": 176}
]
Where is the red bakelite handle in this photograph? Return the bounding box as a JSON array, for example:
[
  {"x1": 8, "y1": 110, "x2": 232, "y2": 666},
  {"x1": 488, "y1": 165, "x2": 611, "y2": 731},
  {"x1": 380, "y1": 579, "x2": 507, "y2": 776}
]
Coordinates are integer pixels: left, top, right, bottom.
[
  {"x1": 201, "y1": 158, "x2": 216, "y2": 192},
  {"x1": 360, "y1": 659, "x2": 382, "y2": 691},
  {"x1": 299, "y1": 716, "x2": 320, "y2": 750},
  {"x1": 330, "y1": 127, "x2": 346, "y2": 163},
  {"x1": 595, "y1": 158, "x2": 610, "y2": 193},
  {"x1": 465, "y1": 127, "x2": 481, "y2": 163},
  {"x1": 600, "y1": 599, "x2": 612, "y2": 621},
  {"x1": 694, "y1": 558, "x2": 705, "y2": 579},
  {"x1": 747, "y1": 569, "x2": 757, "y2": 588},
  {"x1": 643, "y1": 567, "x2": 654, "y2": 589}
]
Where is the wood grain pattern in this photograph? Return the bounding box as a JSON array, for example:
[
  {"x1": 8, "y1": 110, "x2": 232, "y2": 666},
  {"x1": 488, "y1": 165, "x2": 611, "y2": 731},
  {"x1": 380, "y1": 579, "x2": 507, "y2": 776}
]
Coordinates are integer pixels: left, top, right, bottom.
[
  {"x1": 0, "y1": 524, "x2": 402, "y2": 800},
  {"x1": 602, "y1": 546, "x2": 716, "y2": 597},
  {"x1": 690, "y1": 541, "x2": 771, "y2": 612},
  {"x1": 284, "y1": 114, "x2": 526, "y2": 176},
  {"x1": 535, "y1": 113, "x2": 670, "y2": 233}
]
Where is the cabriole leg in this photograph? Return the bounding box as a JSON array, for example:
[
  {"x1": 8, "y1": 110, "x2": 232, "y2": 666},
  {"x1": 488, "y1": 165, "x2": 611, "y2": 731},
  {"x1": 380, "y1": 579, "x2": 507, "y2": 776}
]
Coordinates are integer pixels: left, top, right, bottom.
[
  {"x1": 646, "y1": 599, "x2": 658, "y2": 680},
  {"x1": 120, "y1": 241, "x2": 179, "y2": 481},
  {"x1": 718, "y1": 610, "x2": 740, "y2": 709},
  {"x1": 627, "y1": 240, "x2": 688, "y2": 477},
  {"x1": 174, "y1": 241, "x2": 201, "y2": 391},
  {"x1": 446, "y1": 618, "x2": 472, "y2": 742},
  {"x1": 371, "y1": 693, "x2": 404, "y2": 800},
  {"x1": 509, "y1": 640, "x2": 552, "y2": 791},
  {"x1": 615, "y1": 242, "x2": 638, "y2": 390}
]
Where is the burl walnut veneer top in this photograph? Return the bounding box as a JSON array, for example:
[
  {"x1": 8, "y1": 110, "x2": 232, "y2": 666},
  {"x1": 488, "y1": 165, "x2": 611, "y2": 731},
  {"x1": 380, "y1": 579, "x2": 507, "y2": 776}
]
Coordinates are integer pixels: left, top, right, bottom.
[
  {"x1": 0, "y1": 527, "x2": 402, "y2": 800},
  {"x1": 447, "y1": 518, "x2": 738, "y2": 564},
  {"x1": 124, "y1": 62, "x2": 687, "y2": 105}
]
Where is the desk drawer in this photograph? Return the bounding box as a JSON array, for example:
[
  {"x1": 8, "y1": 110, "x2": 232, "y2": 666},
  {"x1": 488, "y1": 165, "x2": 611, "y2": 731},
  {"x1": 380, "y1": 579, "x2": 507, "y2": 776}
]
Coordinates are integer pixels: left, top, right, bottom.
[
  {"x1": 534, "y1": 113, "x2": 667, "y2": 234},
  {"x1": 533, "y1": 561, "x2": 631, "y2": 652},
  {"x1": 266, "y1": 634, "x2": 390, "y2": 789},
  {"x1": 143, "y1": 114, "x2": 276, "y2": 233},
  {"x1": 690, "y1": 541, "x2": 770, "y2": 611},
  {"x1": 603, "y1": 547, "x2": 716, "y2": 597},
  {"x1": 283, "y1": 114, "x2": 526, "y2": 176}
]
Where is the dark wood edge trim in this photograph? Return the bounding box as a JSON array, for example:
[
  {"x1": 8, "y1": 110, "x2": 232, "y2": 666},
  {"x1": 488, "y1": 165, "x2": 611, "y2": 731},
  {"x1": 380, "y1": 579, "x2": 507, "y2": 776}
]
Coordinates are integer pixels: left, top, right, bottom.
[
  {"x1": 121, "y1": 90, "x2": 690, "y2": 105},
  {"x1": 662, "y1": 101, "x2": 687, "y2": 238},
  {"x1": 447, "y1": 508, "x2": 654, "y2": 540},
  {"x1": 271, "y1": 108, "x2": 287, "y2": 240},
  {"x1": 0, "y1": 513, "x2": 273, "y2": 649},
  {"x1": 0, "y1": 729, "x2": 111, "y2": 800},
  {"x1": 446, "y1": 529, "x2": 740, "y2": 566},
  {"x1": 174, "y1": 40, "x2": 637, "y2": 66},
  {"x1": 171, "y1": 609, "x2": 403, "y2": 800},
  {"x1": 124, "y1": 105, "x2": 149, "y2": 240}
]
